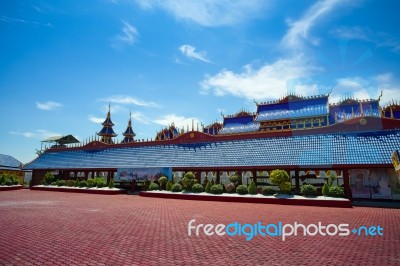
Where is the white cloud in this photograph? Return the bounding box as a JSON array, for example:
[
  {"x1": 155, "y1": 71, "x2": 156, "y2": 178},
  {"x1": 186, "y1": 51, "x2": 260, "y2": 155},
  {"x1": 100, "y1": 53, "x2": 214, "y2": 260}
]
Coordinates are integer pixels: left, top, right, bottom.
[
  {"x1": 153, "y1": 114, "x2": 201, "y2": 130},
  {"x1": 9, "y1": 130, "x2": 61, "y2": 140},
  {"x1": 328, "y1": 74, "x2": 400, "y2": 105},
  {"x1": 99, "y1": 95, "x2": 159, "y2": 108},
  {"x1": 331, "y1": 26, "x2": 400, "y2": 54},
  {"x1": 112, "y1": 20, "x2": 138, "y2": 48},
  {"x1": 179, "y1": 45, "x2": 211, "y2": 63},
  {"x1": 200, "y1": 55, "x2": 321, "y2": 100},
  {"x1": 88, "y1": 115, "x2": 104, "y2": 124},
  {"x1": 330, "y1": 26, "x2": 371, "y2": 41},
  {"x1": 131, "y1": 111, "x2": 150, "y2": 124},
  {"x1": 282, "y1": 0, "x2": 347, "y2": 49},
  {"x1": 36, "y1": 101, "x2": 63, "y2": 110},
  {"x1": 135, "y1": 0, "x2": 267, "y2": 27}
]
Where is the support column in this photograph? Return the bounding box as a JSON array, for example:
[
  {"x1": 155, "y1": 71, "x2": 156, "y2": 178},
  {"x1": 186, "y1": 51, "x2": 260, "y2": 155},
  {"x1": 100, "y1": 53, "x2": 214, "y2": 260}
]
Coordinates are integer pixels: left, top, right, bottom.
[
  {"x1": 295, "y1": 170, "x2": 300, "y2": 189},
  {"x1": 216, "y1": 171, "x2": 220, "y2": 184},
  {"x1": 343, "y1": 169, "x2": 352, "y2": 200}
]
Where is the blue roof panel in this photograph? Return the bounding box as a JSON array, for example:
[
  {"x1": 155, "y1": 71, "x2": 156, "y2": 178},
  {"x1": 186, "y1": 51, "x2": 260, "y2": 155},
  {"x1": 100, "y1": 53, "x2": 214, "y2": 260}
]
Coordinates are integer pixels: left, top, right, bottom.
[{"x1": 23, "y1": 130, "x2": 400, "y2": 170}]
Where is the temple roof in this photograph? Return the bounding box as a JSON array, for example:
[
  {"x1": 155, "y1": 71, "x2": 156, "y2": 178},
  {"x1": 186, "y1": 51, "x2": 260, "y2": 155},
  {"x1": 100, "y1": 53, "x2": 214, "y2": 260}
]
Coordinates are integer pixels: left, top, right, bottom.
[
  {"x1": 97, "y1": 127, "x2": 117, "y2": 137},
  {"x1": 41, "y1": 135, "x2": 80, "y2": 145},
  {"x1": 102, "y1": 104, "x2": 115, "y2": 126},
  {"x1": 0, "y1": 154, "x2": 22, "y2": 170},
  {"x1": 23, "y1": 129, "x2": 400, "y2": 170}
]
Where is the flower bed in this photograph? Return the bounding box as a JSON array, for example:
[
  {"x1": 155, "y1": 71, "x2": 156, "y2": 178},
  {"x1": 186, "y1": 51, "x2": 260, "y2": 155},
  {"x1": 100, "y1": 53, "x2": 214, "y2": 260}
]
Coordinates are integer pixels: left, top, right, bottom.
[
  {"x1": 140, "y1": 190, "x2": 352, "y2": 208},
  {"x1": 31, "y1": 185, "x2": 126, "y2": 195}
]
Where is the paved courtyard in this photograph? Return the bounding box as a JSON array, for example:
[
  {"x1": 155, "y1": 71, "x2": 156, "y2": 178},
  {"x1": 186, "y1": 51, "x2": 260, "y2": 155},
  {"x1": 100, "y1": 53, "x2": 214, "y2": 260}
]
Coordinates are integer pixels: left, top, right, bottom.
[{"x1": 0, "y1": 190, "x2": 399, "y2": 265}]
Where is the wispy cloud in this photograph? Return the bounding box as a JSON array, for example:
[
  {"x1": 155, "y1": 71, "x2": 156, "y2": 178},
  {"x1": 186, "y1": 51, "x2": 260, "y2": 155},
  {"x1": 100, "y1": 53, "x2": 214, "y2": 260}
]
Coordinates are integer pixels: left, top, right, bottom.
[
  {"x1": 179, "y1": 45, "x2": 211, "y2": 63},
  {"x1": 9, "y1": 129, "x2": 61, "y2": 140},
  {"x1": 0, "y1": 16, "x2": 53, "y2": 27},
  {"x1": 112, "y1": 20, "x2": 139, "y2": 48},
  {"x1": 88, "y1": 115, "x2": 105, "y2": 124},
  {"x1": 99, "y1": 95, "x2": 160, "y2": 108},
  {"x1": 331, "y1": 26, "x2": 400, "y2": 54},
  {"x1": 282, "y1": 0, "x2": 348, "y2": 49},
  {"x1": 131, "y1": 111, "x2": 151, "y2": 124},
  {"x1": 36, "y1": 101, "x2": 63, "y2": 110},
  {"x1": 135, "y1": 0, "x2": 268, "y2": 27},
  {"x1": 153, "y1": 114, "x2": 201, "y2": 129},
  {"x1": 200, "y1": 55, "x2": 321, "y2": 100}
]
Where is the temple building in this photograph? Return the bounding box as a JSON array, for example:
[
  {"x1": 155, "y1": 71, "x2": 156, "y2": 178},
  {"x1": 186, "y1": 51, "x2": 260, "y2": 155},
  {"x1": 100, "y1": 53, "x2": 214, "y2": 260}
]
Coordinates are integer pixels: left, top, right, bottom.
[
  {"x1": 24, "y1": 92, "x2": 400, "y2": 201},
  {"x1": 121, "y1": 112, "x2": 136, "y2": 144},
  {"x1": 97, "y1": 104, "x2": 117, "y2": 144}
]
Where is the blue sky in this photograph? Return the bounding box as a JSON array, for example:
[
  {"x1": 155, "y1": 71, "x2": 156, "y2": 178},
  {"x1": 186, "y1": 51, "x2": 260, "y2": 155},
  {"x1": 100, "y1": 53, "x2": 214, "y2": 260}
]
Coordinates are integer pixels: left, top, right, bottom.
[{"x1": 1, "y1": 0, "x2": 400, "y2": 163}]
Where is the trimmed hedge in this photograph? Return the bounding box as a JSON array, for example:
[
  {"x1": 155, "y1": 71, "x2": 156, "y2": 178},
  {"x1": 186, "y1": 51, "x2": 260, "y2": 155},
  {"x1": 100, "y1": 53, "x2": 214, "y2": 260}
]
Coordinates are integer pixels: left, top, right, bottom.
[
  {"x1": 210, "y1": 184, "x2": 223, "y2": 195},
  {"x1": 149, "y1": 182, "x2": 159, "y2": 191},
  {"x1": 171, "y1": 183, "x2": 183, "y2": 192},
  {"x1": 328, "y1": 186, "x2": 344, "y2": 197},
  {"x1": 261, "y1": 186, "x2": 275, "y2": 195},
  {"x1": 248, "y1": 180, "x2": 257, "y2": 195},
  {"x1": 236, "y1": 185, "x2": 248, "y2": 195},
  {"x1": 301, "y1": 184, "x2": 317, "y2": 196},
  {"x1": 192, "y1": 183, "x2": 204, "y2": 193}
]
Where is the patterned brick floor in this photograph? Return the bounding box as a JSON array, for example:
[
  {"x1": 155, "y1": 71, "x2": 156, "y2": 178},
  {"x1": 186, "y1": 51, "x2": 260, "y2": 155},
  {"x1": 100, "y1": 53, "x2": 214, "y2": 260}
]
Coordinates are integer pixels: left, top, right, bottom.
[{"x1": 0, "y1": 190, "x2": 399, "y2": 266}]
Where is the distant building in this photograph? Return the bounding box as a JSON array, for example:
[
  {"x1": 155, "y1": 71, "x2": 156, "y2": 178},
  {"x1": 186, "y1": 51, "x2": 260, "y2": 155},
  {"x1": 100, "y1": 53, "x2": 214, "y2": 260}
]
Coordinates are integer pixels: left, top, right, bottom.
[
  {"x1": 0, "y1": 154, "x2": 24, "y2": 184},
  {"x1": 24, "y1": 93, "x2": 400, "y2": 201}
]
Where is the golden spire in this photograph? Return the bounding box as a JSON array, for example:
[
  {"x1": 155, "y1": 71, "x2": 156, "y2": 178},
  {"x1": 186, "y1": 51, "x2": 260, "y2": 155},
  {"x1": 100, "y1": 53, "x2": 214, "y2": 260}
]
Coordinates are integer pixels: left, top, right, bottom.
[
  {"x1": 391, "y1": 106, "x2": 394, "y2": 118},
  {"x1": 352, "y1": 107, "x2": 355, "y2": 118},
  {"x1": 192, "y1": 119, "x2": 194, "y2": 131}
]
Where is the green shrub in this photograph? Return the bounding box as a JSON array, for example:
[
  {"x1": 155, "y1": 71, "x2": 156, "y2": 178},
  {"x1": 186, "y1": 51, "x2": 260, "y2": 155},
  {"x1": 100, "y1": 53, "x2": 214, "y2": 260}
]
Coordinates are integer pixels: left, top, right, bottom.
[
  {"x1": 210, "y1": 184, "x2": 223, "y2": 195},
  {"x1": 248, "y1": 180, "x2": 257, "y2": 195},
  {"x1": 261, "y1": 186, "x2": 275, "y2": 195},
  {"x1": 41, "y1": 179, "x2": 47, "y2": 185},
  {"x1": 65, "y1": 180, "x2": 75, "y2": 187},
  {"x1": 56, "y1": 180, "x2": 65, "y2": 187},
  {"x1": 12, "y1": 178, "x2": 19, "y2": 185},
  {"x1": 236, "y1": 184, "x2": 248, "y2": 195},
  {"x1": 97, "y1": 182, "x2": 104, "y2": 188},
  {"x1": 79, "y1": 180, "x2": 87, "y2": 188},
  {"x1": 225, "y1": 182, "x2": 236, "y2": 193},
  {"x1": 0, "y1": 174, "x2": 5, "y2": 185},
  {"x1": 328, "y1": 172, "x2": 336, "y2": 186},
  {"x1": 270, "y1": 169, "x2": 290, "y2": 186},
  {"x1": 328, "y1": 186, "x2": 344, "y2": 198},
  {"x1": 87, "y1": 178, "x2": 95, "y2": 188},
  {"x1": 171, "y1": 183, "x2": 183, "y2": 192},
  {"x1": 182, "y1": 172, "x2": 196, "y2": 190},
  {"x1": 4, "y1": 179, "x2": 12, "y2": 186},
  {"x1": 149, "y1": 182, "x2": 159, "y2": 191},
  {"x1": 158, "y1": 176, "x2": 168, "y2": 187},
  {"x1": 229, "y1": 175, "x2": 239, "y2": 185},
  {"x1": 301, "y1": 184, "x2": 317, "y2": 196},
  {"x1": 322, "y1": 182, "x2": 330, "y2": 196},
  {"x1": 166, "y1": 181, "x2": 172, "y2": 191},
  {"x1": 191, "y1": 183, "x2": 204, "y2": 193},
  {"x1": 51, "y1": 182, "x2": 57, "y2": 186},
  {"x1": 44, "y1": 172, "x2": 54, "y2": 184},
  {"x1": 108, "y1": 179, "x2": 114, "y2": 189},
  {"x1": 279, "y1": 181, "x2": 292, "y2": 194},
  {"x1": 74, "y1": 179, "x2": 80, "y2": 187},
  {"x1": 205, "y1": 180, "x2": 212, "y2": 193}
]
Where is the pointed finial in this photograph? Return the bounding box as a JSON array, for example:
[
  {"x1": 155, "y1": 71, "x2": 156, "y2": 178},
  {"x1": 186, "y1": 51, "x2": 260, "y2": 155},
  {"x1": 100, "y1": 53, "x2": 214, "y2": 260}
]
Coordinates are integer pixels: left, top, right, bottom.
[
  {"x1": 377, "y1": 90, "x2": 383, "y2": 101},
  {"x1": 220, "y1": 110, "x2": 225, "y2": 118}
]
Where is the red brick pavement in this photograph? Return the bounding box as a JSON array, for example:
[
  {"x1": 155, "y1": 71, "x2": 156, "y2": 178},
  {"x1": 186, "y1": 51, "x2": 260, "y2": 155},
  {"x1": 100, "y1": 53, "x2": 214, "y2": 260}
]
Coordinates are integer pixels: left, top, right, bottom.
[{"x1": 0, "y1": 190, "x2": 399, "y2": 266}]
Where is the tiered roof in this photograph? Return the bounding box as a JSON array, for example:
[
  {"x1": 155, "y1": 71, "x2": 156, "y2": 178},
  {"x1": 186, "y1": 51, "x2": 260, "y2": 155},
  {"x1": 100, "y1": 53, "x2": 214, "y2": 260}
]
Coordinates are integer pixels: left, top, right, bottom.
[
  {"x1": 121, "y1": 112, "x2": 136, "y2": 144},
  {"x1": 97, "y1": 104, "x2": 117, "y2": 144},
  {"x1": 219, "y1": 111, "x2": 259, "y2": 134},
  {"x1": 256, "y1": 94, "x2": 329, "y2": 122}
]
